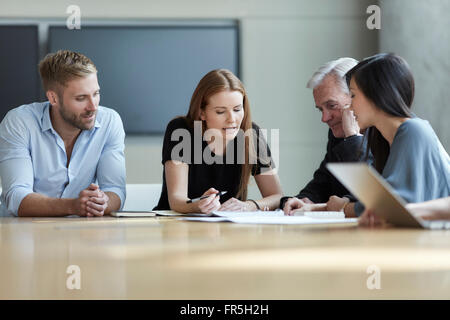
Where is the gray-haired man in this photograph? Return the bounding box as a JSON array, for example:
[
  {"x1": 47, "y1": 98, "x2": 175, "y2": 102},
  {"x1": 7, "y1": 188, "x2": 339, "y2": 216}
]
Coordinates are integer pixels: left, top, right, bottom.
[{"x1": 282, "y1": 57, "x2": 371, "y2": 214}]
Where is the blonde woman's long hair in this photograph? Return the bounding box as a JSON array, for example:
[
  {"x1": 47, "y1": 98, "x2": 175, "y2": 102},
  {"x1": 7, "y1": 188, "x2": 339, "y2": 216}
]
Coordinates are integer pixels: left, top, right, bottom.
[{"x1": 185, "y1": 69, "x2": 255, "y2": 200}]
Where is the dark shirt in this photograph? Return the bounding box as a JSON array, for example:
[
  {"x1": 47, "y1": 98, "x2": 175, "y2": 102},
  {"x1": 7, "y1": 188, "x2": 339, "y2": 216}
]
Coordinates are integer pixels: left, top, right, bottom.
[
  {"x1": 154, "y1": 117, "x2": 273, "y2": 210},
  {"x1": 280, "y1": 129, "x2": 370, "y2": 208}
]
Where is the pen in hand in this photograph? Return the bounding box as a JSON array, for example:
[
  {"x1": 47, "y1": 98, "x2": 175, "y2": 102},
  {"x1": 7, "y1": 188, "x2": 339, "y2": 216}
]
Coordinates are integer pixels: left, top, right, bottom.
[{"x1": 186, "y1": 191, "x2": 227, "y2": 203}]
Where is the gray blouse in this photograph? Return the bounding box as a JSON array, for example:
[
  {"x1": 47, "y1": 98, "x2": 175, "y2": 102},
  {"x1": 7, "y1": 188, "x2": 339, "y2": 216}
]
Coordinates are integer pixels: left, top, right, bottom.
[{"x1": 354, "y1": 117, "x2": 450, "y2": 216}]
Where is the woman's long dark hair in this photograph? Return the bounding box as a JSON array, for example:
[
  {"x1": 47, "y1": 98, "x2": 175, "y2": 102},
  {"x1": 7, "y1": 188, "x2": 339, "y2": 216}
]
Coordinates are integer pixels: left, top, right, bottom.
[{"x1": 345, "y1": 53, "x2": 415, "y2": 173}]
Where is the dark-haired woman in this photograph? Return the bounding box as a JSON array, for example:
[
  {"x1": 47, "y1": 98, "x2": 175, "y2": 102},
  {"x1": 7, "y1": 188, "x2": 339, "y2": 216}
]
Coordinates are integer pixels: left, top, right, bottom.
[
  {"x1": 326, "y1": 53, "x2": 450, "y2": 218},
  {"x1": 154, "y1": 69, "x2": 283, "y2": 214}
]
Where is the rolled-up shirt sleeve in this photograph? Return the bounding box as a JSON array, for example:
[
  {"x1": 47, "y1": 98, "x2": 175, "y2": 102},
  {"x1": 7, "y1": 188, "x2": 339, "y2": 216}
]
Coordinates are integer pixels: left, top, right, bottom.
[
  {"x1": 96, "y1": 110, "x2": 126, "y2": 210},
  {"x1": 0, "y1": 112, "x2": 34, "y2": 216}
]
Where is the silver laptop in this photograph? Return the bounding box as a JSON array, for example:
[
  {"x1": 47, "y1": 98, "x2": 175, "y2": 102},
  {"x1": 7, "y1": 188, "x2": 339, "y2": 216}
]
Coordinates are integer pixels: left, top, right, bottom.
[{"x1": 326, "y1": 163, "x2": 450, "y2": 229}]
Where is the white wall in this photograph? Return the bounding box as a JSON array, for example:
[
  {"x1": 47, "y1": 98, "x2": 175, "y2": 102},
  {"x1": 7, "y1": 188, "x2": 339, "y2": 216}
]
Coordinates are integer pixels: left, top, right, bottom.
[{"x1": 0, "y1": 0, "x2": 379, "y2": 198}]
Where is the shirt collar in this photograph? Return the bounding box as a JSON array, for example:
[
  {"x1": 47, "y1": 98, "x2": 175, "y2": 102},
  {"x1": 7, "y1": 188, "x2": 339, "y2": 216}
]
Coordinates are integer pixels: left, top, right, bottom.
[
  {"x1": 41, "y1": 102, "x2": 102, "y2": 132},
  {"x1": 41, "y1": 102, "x2": 53, "y2": 132},
  {"x1": 94, "y1": 115, "x2": 101, "y2": 129}
]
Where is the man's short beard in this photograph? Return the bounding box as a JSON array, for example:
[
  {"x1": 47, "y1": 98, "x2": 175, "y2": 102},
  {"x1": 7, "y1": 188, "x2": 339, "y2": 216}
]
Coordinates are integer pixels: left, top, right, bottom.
[{"x1": 58, "y1": 94, "x2": 96, "y2": 130}]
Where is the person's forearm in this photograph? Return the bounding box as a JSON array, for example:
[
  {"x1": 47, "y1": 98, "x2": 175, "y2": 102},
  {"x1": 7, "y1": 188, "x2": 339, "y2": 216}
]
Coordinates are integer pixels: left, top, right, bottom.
[
  {"x1": 104, "y1": 192, "x2": 122, "y2": 215},
  {"x1": 309, "y1": 203, "x2": 328, "y2": 211},
  {"x1": 295, "y1": 165, "x2": 332, "y2": 204},
  {"x1": 407, "y1": 198, "x2": 450, "y2": 216},
  {"x1": 333, "y1": 135, "x2": 366, "y2": 162},
  {"x1": 295, "y1": 184, "x2": 325, "y2": 204},
  {"x1": 253, "y1": 194, "x2": 283, "y2": 211},
  {"x1": 17, "y1": 193, "x2": 76, "y2": 217},
  {"x1": 168, "y1": 195, "x2": 202, "y2": 213},
  {"x1": 343, "y1": 202, "x2": 356, "y2": 217}
]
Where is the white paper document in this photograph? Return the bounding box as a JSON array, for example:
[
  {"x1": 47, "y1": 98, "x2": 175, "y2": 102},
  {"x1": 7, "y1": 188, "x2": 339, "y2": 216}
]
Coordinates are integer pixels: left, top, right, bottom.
[
  {"x1": 211, "y1": 210, "x2": 345, "y2": 219},
  {"x1": 113, "y1": 210, "x2": 357, "y2": 225},
  {"x1": 180, "y1": 210, "x2": 357, "y2": 225}
]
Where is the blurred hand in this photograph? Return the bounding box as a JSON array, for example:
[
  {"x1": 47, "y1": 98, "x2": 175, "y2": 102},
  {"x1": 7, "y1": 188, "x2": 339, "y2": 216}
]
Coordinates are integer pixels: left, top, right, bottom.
[
  {"x1": 197, "y1": 188, "x2": 221, "y2": 214},
  {"x1": 284, "y1": 197, "x2": 322, "y2": 215},
  {"x1": 341, "y1": 106, "x2": 360, "y2": 138},
  {"x1": 301, "y1": 197, "x2": 314, "y2": 204},
  {"x1": 326, "y1": 195, "x2": 349, "y2": 212},
  {"x1": 218, "y1": 198, "x2": 255, "y2": 212},
  {"x1": 358, "y1": 209, "x2": 387, "y2": 228},
  {"x1": 407, "y1": 202, "x2": 450, "y2": 221},
  {"x1": 283, "y1": 197, "x2": 313, "y2": 215}
]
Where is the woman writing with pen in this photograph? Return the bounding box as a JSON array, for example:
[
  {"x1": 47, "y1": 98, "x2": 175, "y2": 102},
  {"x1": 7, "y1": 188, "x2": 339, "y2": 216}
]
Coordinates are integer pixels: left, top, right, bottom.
[{"x1": 154, "y1": 69, "x2": 283, "y2": 214}]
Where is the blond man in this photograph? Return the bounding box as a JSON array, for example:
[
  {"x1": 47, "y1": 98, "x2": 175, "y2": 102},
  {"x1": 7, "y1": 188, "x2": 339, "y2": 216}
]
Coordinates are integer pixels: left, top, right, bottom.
[{"x1": 0, "y1": 50, "x2": 126, "y2": 217}]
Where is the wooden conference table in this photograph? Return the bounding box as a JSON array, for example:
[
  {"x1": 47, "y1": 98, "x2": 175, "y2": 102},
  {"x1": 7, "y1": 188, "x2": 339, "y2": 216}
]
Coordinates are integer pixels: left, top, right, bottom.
[{"x1": 1, "y1": 215, "x2": 450, "y2": 299}]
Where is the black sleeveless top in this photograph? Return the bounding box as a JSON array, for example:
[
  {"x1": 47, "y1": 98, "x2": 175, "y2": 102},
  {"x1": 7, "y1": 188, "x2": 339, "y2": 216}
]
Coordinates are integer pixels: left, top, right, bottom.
[{"x1": 154, "y1": 117, "x2": 274, "y2": 210}]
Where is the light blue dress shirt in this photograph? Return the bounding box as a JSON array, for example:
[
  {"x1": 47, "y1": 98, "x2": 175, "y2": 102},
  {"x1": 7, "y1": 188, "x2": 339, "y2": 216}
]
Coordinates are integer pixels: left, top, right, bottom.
[
  {"x1": 0, "y1": 102, "x2": 126, "y2": 217},
  {"x1": 354, "y1": 117, "x2": 450, "y2": 215}
]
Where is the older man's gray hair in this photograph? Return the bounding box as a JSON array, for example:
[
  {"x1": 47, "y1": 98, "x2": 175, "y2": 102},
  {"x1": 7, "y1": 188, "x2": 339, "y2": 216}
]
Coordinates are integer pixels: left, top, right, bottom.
[{"x1": 306, "y1": 57, "x2": 358, "y2": 94}]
